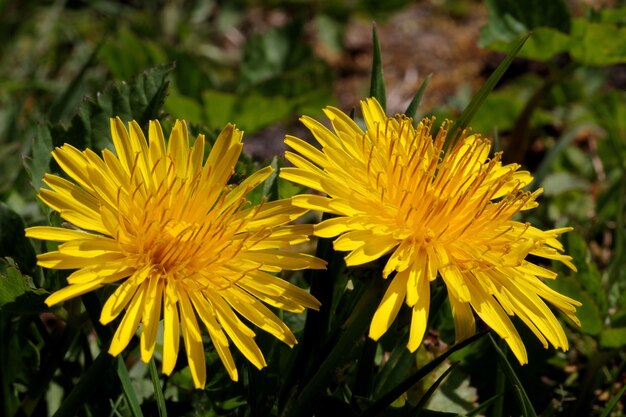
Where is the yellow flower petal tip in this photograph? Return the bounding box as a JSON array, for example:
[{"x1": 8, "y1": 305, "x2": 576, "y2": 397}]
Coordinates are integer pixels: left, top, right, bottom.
[
  {"x1": 281, "y1": 97, "x2": 581, "y2": 363},
  {"x1": 27, "y1": 119, "x2": 322, "y2": 389}
]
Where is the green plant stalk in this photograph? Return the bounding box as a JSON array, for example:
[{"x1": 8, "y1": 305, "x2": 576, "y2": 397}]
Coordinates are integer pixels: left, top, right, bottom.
[{"x1": 281, "y1": 277, "x2": 385, "y2": 417}]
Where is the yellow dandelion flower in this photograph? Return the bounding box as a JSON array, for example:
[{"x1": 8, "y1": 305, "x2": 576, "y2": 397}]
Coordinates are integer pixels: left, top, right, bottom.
[
  {"x1": 26, "y1": 118, "x2": 325, "y2": 388},
  {"x1": 280, "y1": 97, "x2": 580, "y2": 364}
]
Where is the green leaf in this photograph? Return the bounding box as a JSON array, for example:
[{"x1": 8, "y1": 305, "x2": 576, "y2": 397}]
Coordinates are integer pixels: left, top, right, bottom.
[
  {"x1": 164, "y1": 94, "x2": 205, "y2": 125},
  {"x1": 405, "y1": 74, "x2": 431, "y2": 120},
  {"x1": 599, "y1": 327, "x2": 626, "y2": 349},
  {"x1": 67, "y1": 63, "x2": 173, "y2": 150},
  {"x1": 414, "y1": 363, "x2": 457, "y2": 416},
  {"x1": 0, "y1": 264, "x2": 47, "y2": 314},
  {"x1": 202, "y1": 90, "x2": 237, "y2": 129},
  {"x1": 262, "y1": 157, "x2": 280, "y2": 202},
  {"x1": 369, "y1": 25, "x2": 386, "y2": 111},
  {"x1": 547, "y1": 275, "x2": 603, "y2": 335},
  {"x1": 362, "y1": 332, "x2": 487, "y2": 417},
  {"x1": 0, "y1": 203, "x2": 36, "y2": 275},
  {"x1": 488, "y1": 334, "x2": 537, "y2": 417},
  {"x1": 570, "y1": 19, "x2": 626, "y2": 66},
  {"x1": 117, "y1": 356, "x2": 144, "y2": 417},
  {"x1": 480, "y1": 0, "x2": 570, "y2": 47},
  {"x1": 445, "y1": 33, "x2": 530, "y2": 149},
  {"x1": 29, "y1": 124, "x2": 54, "y2": 193}
]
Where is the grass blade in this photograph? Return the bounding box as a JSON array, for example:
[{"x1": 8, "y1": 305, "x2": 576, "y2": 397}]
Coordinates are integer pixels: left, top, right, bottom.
[
  {"x1": 445, "y1": 32, "x2": 531, "y2": 149},
  {"x1": 149, "y1": 358, "x2": 167, "y2": 417},
  {"x1": 369, "y1": 24, "x2": 386, "y2": 111},
  {"x1": 405, "y1": 74, "x2": 432, "y2": 120},
  {"x1": 117, "y1": 356, "x2": 144, "y2": 417},
  {"x1": 463, "y1": 394, "x2": 503, "y2": 417},
  {"x1": 362, "y1": 331, "x2": 487, "y2": 417},
  {"x1": 414, "y1": 362, "x2": 457, "y2": 416},
  {"x1": 598, "y1": 383, "x2": 626, "y2": 417},
  {"x1": 488, "y1": 334, "x2": 537, "y2": 417}
]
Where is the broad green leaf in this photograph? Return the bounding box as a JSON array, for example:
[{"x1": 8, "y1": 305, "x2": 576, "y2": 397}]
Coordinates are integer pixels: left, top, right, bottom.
[
  {"x1": 570, "y1": 19, "x2": 626, "y2": 66},
  {"x1": 547, "y1": 275, "x2": 603, "y2": 335},
  {"x1": 480, "y1": 0, "x2": 570, "y2": 47},
  {"x1": 99, "y1": 28, "x2": 167, "y2": 80},
  {"x1": 487, "y1": 27, "x2": 572, "y2": 61},
  {"x1": 542, "y1": 172, "x2": 590, "y2": 196},
  {"x1": 165, "y1": 94, "x2": 204, "y2": 125},
  {"x1": 0, "y1": 264, "x2": 47, "y2": 314},
  {"x1": 202, "y1": 90, "x2": 237, "y2": 129},
  {"x1": 235, "y1": 94, "x2": 291, "y2": 134},
  {"x1": 599, "y1": 327, "x2": 626, "y2": 349},
  {"x1": 28, "y1": 63, "x2": 173, "y2": 188}
]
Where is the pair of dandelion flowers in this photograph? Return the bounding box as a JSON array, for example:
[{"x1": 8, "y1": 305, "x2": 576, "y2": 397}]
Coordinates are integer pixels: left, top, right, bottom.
[{"x1": 27, "y1": 98, "x2": 580, "y2": 389}]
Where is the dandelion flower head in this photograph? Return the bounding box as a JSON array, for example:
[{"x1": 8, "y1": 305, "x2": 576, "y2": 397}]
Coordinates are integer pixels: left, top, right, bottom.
[
  {"x1": 281, "y1": 98, "x2": 580, "y2": 363},
  {"x1": 26, "y1": 118, "x2": 325, "y2": 388}
]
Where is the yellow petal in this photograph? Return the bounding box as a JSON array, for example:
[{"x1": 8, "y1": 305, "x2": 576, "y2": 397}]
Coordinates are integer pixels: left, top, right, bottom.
[
  {"x1": 162, "y1": 282, "x2": 181, "y2": 376},
  {"x1": 109, "y1": 280, "x2": 148, "y2": 356},
  {"x1": 369, "y1": 270, "x2": 408, "y2": 341}
]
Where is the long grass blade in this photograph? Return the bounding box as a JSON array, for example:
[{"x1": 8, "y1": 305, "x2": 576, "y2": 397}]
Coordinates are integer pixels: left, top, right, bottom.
[
  {"x1": 149, "y1": 358, "x2": 167, "y2": 417},
  {"x1": 598, "y1": 383, "x2": 626, "y2": 417},
  {"x1": 414, "y1": 362, "x2": 457, "y2": 416},
  {"x1": 362, "y1": 331, "x2": 487, "y2": 417},
  {"x1": 369, "y1": 24, "x2": 387, "y2": 111},
  {"x1": 445, "y1": 32, "x2": 531, "y2": 149},
  {"x1": 488, "y1": 334, "x2": 537, "y2": 417},
  {"x1": 405, "y1": 74, "x2": 432, "y2": 120},
  {"x1": 117, "y1": 356, "x2": 144, "y2": 417}
]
